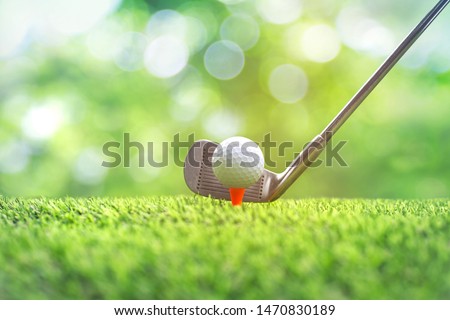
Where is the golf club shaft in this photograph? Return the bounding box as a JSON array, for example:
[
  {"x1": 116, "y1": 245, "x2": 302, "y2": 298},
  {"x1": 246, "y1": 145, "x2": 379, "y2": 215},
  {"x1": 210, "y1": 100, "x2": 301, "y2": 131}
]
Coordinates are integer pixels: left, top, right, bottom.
[
  {"x1": 279, "y1": 0, "x2": 449, "y2": 190},
  {"x1": 322, "y1": 0, "x2": 449, "y2": 139}
]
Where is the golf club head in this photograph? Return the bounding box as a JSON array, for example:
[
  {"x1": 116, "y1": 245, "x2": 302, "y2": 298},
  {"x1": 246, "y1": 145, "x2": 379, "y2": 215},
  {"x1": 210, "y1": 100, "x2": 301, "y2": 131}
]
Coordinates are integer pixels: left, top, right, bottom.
[{"x1": 184, "y1": 140, "x2": 282, "y2": 202}]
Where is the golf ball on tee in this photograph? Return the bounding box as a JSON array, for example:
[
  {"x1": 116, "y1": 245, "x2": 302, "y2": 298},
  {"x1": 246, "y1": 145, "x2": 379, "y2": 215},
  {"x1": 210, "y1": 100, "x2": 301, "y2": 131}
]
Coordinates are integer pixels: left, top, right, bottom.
[{"x1": 212, "y1": 136, "x2": 264, "y2": 188}]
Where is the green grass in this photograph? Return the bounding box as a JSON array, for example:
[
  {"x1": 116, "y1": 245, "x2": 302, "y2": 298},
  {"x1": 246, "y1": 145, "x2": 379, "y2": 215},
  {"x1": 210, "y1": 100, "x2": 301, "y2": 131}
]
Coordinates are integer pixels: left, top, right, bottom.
[{"x1": 0, "y1": 196, "x2": 449, "y2": 299}]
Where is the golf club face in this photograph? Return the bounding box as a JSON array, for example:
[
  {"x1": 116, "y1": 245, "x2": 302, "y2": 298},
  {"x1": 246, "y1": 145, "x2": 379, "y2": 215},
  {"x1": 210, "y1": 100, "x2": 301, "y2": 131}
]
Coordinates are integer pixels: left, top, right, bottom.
[{"x1": 184, "y1": 140, "x2": 282, "y2": 202}]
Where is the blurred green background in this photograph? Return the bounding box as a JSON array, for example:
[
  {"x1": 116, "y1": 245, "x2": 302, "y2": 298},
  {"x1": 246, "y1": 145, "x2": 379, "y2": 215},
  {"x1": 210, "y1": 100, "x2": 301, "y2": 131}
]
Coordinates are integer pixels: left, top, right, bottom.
[{"x1": 0, "y1": 0, "x2": 449, "y2": 198}]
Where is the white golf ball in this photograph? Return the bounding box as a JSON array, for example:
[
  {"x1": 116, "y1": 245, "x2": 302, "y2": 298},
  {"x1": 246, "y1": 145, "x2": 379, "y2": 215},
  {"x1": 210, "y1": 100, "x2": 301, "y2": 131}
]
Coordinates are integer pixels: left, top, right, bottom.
[{"x1": 212, "y1": 136, "x2": 264, "y2": 188}]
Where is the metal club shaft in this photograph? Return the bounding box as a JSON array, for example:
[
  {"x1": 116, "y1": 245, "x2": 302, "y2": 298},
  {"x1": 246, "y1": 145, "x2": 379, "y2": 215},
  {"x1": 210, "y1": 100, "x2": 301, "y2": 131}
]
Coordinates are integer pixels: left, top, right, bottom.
[{"x1": 275, "y1": 0, "x2": 449, "y2": 197}]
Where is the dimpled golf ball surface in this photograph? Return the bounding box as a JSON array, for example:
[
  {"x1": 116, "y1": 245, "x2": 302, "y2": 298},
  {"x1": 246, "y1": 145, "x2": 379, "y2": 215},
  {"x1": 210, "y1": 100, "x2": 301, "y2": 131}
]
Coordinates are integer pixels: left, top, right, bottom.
[{"x1": 212, "y1": 136, "x2": 264, "y2": 188}]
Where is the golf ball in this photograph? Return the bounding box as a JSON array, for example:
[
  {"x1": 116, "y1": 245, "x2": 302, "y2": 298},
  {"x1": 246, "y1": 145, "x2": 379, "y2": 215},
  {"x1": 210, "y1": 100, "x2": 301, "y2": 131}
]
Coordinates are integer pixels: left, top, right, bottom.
[{"x1": 212, "y1": 136, "x2": 264, "y2": 188}]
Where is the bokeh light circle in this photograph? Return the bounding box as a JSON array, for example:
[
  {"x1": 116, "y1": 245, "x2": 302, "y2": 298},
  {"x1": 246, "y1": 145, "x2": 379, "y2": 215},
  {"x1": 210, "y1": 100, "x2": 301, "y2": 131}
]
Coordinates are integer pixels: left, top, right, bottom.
[
  {"x1": 144, "y1": 35, "x2": 189, "y2": 78},
  {"x1": 73, "y1": 148, "x2": 107, "y2": 185},
  {"x1": 21, "y1": 100, "x2": 66, "y2": 140},
  {"x1": 184, "y1": 16, "x2": 208, "y2": 53},
  {"x1": 257, "y1": 0, "x2": 302, "y2": 25},
  {"x1": 146, "y1": 10, "x2": 186, "y2": 38},
  {"x1": 301, "y1": 24, "x2": 341, "y2": 63},
  {"x1": 220, "y1": 14, "x2": 260, "y2": 50},
  {"x1": 0, "y1": 140, "x2": 30, "y2": 174},
  {"x1": 204, "y1": 40, "x2": 245, "y2": 80},
  {"x1": 203, "y1": 110, "x2": 242, "y2": 139},
  {"x1": 269, "y1": 64, "x2": 308, "y2": 103},
  {"x1": 114, "y1": 32, "x2": 148, "y2": 72},
  {"x1": 146, "y1": 9, "x2": 207, "y2": 54},
  {"x1": 336, "y1": 6, "x2": 395, "y2": 57}
]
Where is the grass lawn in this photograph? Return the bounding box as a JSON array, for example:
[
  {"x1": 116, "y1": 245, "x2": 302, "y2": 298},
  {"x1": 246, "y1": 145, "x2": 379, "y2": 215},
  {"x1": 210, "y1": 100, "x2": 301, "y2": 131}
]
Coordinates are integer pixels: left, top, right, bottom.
[{"x1": 0, "y1": 196, "x2": 449, "y2": 299}]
